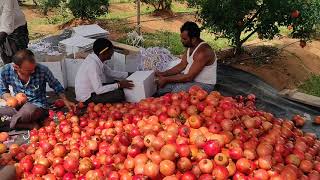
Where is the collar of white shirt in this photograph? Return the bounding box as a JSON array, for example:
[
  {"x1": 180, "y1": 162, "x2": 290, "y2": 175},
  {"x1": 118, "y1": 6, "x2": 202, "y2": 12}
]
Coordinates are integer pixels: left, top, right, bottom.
[{"x1": 89, "y1": 53, "x2": 104, "y2": 67}]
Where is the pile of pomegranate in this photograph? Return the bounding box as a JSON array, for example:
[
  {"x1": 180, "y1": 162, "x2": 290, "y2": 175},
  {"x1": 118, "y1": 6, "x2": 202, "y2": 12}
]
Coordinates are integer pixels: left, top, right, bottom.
[{"x1": 1, "y1": 86, "x2": 320, "y2": 180}]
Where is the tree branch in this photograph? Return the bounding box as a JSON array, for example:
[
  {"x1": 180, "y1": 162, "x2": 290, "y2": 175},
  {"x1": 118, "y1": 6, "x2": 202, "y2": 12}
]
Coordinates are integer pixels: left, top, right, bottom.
[
  {"x1": 240, "y1": 28, "x2": 259, "y2": 44},
  {"x1": 241, "y1": 6, "x2": 263, "y2": 31}
]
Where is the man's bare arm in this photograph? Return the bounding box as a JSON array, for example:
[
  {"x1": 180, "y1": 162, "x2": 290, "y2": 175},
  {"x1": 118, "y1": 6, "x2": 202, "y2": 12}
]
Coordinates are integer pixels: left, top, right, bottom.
[{"x1": 58, "y1": 93, "x2": 76, "y2": 112}]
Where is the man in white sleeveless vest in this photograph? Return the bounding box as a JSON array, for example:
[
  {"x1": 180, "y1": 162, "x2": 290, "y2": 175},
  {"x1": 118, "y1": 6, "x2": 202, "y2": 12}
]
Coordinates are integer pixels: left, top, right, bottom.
[{"x1": 156, "y1": 21, "x2": 217, "y2": 95}]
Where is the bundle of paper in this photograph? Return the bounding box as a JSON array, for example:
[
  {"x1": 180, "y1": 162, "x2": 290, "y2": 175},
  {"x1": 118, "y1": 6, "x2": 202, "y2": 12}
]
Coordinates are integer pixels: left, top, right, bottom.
[
  {"x1": 29, "y1": 41, "x2": 63, "y2": 62},
  {"x1": 72, "y1": 24, "x2": 109, "y2": 39},
  {"x1": 59, "y1": 36, "x2": 95, "y2": 56}
]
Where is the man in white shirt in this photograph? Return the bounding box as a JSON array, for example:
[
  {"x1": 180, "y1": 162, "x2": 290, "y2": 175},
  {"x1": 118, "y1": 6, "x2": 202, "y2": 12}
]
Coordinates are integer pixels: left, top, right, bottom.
[
  {"x1": 75, "y1": 38, "x2": 134, "y2": 104},
  {"x1": 0, "y1": 0, "x2": 29, "y2": 64}
]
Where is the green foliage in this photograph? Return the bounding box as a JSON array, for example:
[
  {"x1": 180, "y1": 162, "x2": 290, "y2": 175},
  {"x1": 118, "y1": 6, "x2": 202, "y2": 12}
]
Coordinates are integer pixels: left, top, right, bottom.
[
  {"x1": 141, "y1": 0, "x2": 173, "y2": 11},
  {"x1": 109, "y1": 0, "x2": 133, "y2": 3},
  {"x1": 47, "y1": 1, "x2": 73, "y2": 24},
  {"x1": 36, "y1": 0, "x2": 60, "y2": 15},
  {"x1": 299, "y1": 75, "x2": 320, "y2": 97},
  {"x1": 188, "y1": 0, "x2": 320, "y2": 55},
  {"x1": 46, "y1": 11, "x2": 73, "y2": 25},
  {"x1": 68, "y1": 0, "x2": 110, "y2": 19}
]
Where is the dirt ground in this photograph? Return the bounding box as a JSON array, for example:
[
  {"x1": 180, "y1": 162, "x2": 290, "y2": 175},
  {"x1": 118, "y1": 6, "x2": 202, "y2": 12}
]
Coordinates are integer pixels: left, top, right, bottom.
[
  {"x1": 22, "y1": 6, "x2": 59, "y2": 36},
  {"x1": 128, "y1": 14, "x2": 196, "y2": 33},
  {"x1": 22, "y1": 4, "x2": 320, "y2": 91},
  {"x1": 109, "y1": 3, "x2": 196, "y2": 33},
  {"x1": 229, "y1": 38, "x2": 320, "y2": 90}
]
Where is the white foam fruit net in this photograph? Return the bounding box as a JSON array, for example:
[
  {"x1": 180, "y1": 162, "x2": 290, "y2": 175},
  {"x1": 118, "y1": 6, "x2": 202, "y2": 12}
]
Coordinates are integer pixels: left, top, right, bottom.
[
  {"x1": 29, "y1": 41, "x2": 62, "y2": 56},
  {"x1": 127, "y1": 31, "x2": 144, "y2": 47},
  {"x1": 138, "y1": 47, "x2": 179, "y2": 71}
]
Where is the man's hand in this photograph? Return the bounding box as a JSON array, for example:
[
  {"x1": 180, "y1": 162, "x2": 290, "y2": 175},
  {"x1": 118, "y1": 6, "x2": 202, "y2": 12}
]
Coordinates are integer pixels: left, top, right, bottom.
[
  {"x1": 0, "y1": 32, "x2": 8, "y2": 44},
  {"x1": 58, "y1": 93, "x2": 76, "y2": 112},
  {"x1": 118, "y1": 80, "x2": 134, "y2": 89},
  {"x1": 156, "y1": 76, "x2": 167, "y2": 88},
  {"x1": 64, "y1": 100, "x2": 76, "y2": 112},
  {"x1": 2, "y1": 93, "x2": 13, "y2": 101},
  {"x1": 155, "y1": 71, "x2": 165, "y2": 77}
]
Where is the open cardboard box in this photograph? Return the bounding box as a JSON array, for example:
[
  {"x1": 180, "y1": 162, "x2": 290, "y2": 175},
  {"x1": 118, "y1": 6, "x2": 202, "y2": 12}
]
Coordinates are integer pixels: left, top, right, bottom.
[
  {"x1": 64, "y1": 51, "x2": 128, "y2": 88},
  {"x1": 65, "y1": 58, "x2": 84, "y2": 87},
  {"x1": 111, "y1": 41, "x2": 141, "y2": 72},
  {"x1": 38, "y1": 54, "x2": 68, "y2": 91}
]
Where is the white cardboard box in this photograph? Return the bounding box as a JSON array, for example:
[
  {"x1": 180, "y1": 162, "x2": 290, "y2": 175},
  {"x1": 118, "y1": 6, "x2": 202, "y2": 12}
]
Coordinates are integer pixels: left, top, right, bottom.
[
  {"x1": 125, "y1": 53, "x2": 141, "y2": 72},
  {"x1": 64, "y1": 52, "x2": 134, "y2": 88},
  {"x1": 65, "y1": 58, "x2": 84, "y2": 87},
  {"x1": 108, "y1": 52, "x2": 140, "y2": 72},
  {"x1": 40, "y1": 60, "x2": 67, "y2": 91},
  {"x1": 110, "y1": 52, "x2": 126, "y2": 71},
  {"x1": 0, "y1": 60, "x2": 67, "y2": 92},
  {"x1": 124, "y1": 71, "x2": 157, "y2": 102}
]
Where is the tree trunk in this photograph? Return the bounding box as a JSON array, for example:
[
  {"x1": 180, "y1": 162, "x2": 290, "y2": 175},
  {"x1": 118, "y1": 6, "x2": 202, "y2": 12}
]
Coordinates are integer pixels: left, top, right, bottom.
[
  {"x1": 153, "y1": 4, "x2": 158, "y2": 11},
  {"x1": 235, "y1": 29, "x2": 242, "y2": 55},
  {"x1": 160, "y1": 1, "x2": 165, "y2": 10},
  {"x1": 235, "y1": 42, "x2": 242, "y2": 55},
  {"x1": 43, "y1": 7, "x2": 48, "y2": 16}
]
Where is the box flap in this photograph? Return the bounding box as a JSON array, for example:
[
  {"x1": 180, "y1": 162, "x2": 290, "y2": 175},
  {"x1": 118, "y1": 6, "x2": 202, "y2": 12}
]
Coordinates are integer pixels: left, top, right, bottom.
[
  {"x1": 59, "y1": 36, "x2": 95, "y2": 48},
  {"x1": 126, "y1": 71, "x2": 154, "y2": 82},
  {"x1": 72, "y1": 24, "x2": 109, "y2": 37}
]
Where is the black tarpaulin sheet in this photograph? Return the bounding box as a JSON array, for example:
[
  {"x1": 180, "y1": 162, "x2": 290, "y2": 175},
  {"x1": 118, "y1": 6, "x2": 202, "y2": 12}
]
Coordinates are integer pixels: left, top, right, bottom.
[{"x1": 216, "y1": 64, "x2": 320, "y2": 135}]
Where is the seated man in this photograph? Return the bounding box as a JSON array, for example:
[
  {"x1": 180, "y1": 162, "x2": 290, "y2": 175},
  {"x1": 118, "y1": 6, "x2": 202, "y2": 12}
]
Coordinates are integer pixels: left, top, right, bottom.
[
  {"x1": 156, "y1": 21, "x2": 217, "y2": 95},
  {"x1": 0, "y1": 49, "x2": 76, "y2": 131},
  {"x1": 75, "y1": 38, "x2": 134, "y2": 104}
]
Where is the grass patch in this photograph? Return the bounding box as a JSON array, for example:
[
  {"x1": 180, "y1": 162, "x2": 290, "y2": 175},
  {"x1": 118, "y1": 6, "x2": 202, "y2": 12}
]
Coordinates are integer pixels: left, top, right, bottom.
[
  {"x1": 101, "y1": 18, "x2": 134, "y2": 34},
  {"x1": 28, "y1": 18, "x2": 50, "y2": 40},
  {"x1": 118, "y1": 31, "x2": 184, "y2": 55},
  {"x1": 119, "y1": 30, "x2": 231, "y2": 55},
  {"x1": 171, "y1": 3, "x2": 196, "y2": 13},
  {"x1": 143, "y1": 31, "x2": 184, "y2": 55},
  {"x1": 99, "y1": 2, "x2": 194, "y2": 20},
  {"x1": 312, "y1": 24, "x2": 320, "y2": 40},
  {"x1": 29, "y1": 17, "x2": 48, "y2": 25},
  {"x1": 299, "y1": 75, "x2": 320, "y2": 97},
  {"x1": 110, "y1": 0, "x2": 133, "y2": 3},
  {"x1": 27, "y1": 7, "x2": 73, "y2": 40},
  {"x1": 279, "y1": 26, "x2": 292, "y2": 36},
  {"x1": 99, "y1": 3, "x2": 154, "y2": 20},
  {"x1": 201, "y1": 31, "x2": 230, "y2": 51}
]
